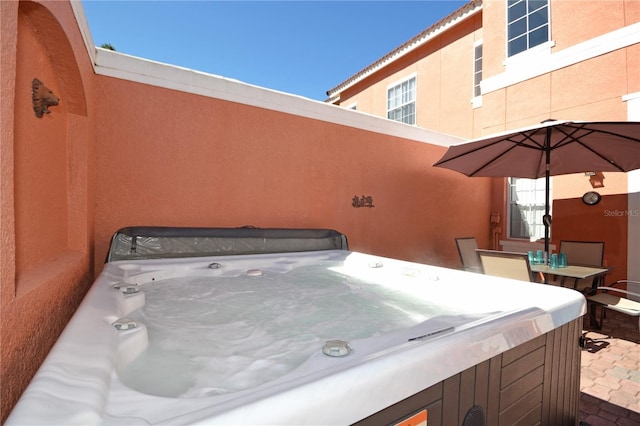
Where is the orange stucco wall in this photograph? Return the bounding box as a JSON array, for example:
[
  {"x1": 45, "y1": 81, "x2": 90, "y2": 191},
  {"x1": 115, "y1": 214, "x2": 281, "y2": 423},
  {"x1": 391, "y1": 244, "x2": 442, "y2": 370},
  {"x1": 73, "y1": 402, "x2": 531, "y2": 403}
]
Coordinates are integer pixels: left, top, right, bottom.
[
  {"x1": 1, "y1": 0, "x2": 96, "y2": 421},
  {"x1": 92, "y1": 76, "x2": 492, "y2": 274},
  {"x1": 1, "y1": 1, "x2": 491, "y2": 422},
  {"x1": 552, "y1": 173, "x2": 630, "y2": 283},
  {"x1": 553, "y1": 195, "x2": 628, "y2": 282}
]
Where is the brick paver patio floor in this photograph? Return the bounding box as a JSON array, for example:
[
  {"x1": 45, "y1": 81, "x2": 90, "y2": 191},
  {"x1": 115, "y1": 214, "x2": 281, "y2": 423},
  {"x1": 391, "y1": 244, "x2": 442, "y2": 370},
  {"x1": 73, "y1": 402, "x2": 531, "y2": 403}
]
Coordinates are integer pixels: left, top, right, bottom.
[{"x1": 579, "y1": 307, "x2": 640, "y2": 426}]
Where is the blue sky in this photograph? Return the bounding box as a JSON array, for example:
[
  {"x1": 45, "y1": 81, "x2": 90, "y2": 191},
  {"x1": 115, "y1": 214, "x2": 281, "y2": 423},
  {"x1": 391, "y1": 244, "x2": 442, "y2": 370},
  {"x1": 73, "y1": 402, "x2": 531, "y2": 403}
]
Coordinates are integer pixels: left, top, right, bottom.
[{"x1": 81, "y1": 1, "x2": 467, "y2": 101}]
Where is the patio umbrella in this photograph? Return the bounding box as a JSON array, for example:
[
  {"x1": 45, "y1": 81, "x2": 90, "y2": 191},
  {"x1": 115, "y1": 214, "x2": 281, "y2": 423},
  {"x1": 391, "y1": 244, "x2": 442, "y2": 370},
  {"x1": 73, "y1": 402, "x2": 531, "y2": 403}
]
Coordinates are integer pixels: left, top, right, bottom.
[{"x1": 433, "y1": 120, "x2": 640, "y2": 262}]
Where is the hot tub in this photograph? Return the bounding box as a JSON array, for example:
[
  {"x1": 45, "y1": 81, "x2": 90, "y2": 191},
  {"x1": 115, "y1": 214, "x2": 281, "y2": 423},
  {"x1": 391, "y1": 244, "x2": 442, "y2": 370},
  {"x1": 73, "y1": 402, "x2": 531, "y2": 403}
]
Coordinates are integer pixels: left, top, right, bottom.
[{"x1": 7, "y1": 227, "x2": 586, "y2": 425}]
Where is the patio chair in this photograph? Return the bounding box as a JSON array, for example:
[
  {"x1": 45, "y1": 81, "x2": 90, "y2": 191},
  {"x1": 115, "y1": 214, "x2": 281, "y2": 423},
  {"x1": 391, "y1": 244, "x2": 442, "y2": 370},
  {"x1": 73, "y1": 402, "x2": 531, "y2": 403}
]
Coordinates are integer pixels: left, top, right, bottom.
[
  {"x1": 586, "y1": 280, "x2": 640, "y2": 330},
  {"x1": 455, "y1": 237, "x2": 482, "y2": 273},
  {"x1": 558, "y1": 240, "x2": 606, "y2": 292},
  {"x1": 476, "y1": 249, "x2": 534, "y2": 282}
]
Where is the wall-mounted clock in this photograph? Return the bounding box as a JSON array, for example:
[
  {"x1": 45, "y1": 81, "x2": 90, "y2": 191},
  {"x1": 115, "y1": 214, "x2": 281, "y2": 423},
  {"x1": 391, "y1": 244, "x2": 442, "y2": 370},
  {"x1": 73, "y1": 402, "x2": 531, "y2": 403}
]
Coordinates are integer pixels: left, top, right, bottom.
[{"x1": 582, "y1": 191, "x2": 601, "y2": 206}]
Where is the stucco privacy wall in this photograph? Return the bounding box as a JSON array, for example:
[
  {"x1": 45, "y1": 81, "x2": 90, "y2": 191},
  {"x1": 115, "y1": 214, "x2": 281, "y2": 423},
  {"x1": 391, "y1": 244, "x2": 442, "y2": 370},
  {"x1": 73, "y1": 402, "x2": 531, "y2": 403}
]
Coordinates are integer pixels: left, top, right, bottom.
[
  {"x1": 92, "y1": 54, "x2": 488, "y2": 274},
  {"x1": 1, "y1": 0, "x2": 489, "y2": 422},
  {"x1": 1, "y1": 0, "x2": 96, "y2": 422}
]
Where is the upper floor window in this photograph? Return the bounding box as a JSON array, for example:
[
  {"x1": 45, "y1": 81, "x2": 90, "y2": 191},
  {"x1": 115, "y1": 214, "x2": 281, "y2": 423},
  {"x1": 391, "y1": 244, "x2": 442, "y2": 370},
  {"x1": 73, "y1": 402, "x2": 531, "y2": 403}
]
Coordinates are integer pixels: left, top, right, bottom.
[
  {"x1": 387, "y1": 76, "x2": 416, "y2": 125},
  {"x1": 473, "y1": 42, "x2": 483, "y2": 97},
  {"x1": 507, "y1": 0, "x2": 549, "y2": 57},
  {"x1": 508, "y1": 177, "x2": 550, "y2": 240}
]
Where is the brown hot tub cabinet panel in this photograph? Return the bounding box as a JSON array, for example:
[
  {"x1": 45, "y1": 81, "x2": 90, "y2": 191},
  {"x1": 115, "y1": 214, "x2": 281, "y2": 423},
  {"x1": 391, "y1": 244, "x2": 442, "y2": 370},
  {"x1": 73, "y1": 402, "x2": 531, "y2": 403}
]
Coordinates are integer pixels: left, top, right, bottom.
[{"x1": 354, "y1": 317, "x2": 582, "y2": 426}]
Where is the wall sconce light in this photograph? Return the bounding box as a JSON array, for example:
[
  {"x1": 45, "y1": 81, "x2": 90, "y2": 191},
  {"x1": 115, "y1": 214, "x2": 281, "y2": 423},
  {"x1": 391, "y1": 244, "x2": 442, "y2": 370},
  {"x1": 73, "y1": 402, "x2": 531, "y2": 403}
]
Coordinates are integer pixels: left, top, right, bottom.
[{"x1": 587, "y1": 172, "x2": 605, "y2": 188}]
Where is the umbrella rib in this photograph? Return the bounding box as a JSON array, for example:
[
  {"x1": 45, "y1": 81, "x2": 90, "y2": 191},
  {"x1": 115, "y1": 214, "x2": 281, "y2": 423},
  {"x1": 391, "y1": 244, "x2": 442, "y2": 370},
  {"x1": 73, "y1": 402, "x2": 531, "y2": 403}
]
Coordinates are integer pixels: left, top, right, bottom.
[
  {"x1": 553, "y1": 126, "x2": 627, "y2": 172},
  {"x1": 467, "y1": 142, "x2": 519, "y2": 176},
  {"x1": 434, "y1": 139, "x2": 505, "y2": 165},
  {"x1": 565, "y1": 122, "x2": 640, "y2": 144},
  {"x1": 435, "y1": 132, "x2": 544, "y2": 176},
  {"x1": 512, "y1": 131, "x2": 546, "y2": 149},
  {"x1": 467, "y1": 133, "x2": 544, "y2": 176}
]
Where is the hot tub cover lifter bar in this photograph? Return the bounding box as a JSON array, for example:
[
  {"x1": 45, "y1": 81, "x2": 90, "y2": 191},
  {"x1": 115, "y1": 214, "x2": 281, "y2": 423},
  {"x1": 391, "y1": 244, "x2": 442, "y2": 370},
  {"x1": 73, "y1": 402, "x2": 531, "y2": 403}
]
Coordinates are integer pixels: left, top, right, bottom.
[{"x1": 106, "y1": 226, "x2": 349, "y2": 262}]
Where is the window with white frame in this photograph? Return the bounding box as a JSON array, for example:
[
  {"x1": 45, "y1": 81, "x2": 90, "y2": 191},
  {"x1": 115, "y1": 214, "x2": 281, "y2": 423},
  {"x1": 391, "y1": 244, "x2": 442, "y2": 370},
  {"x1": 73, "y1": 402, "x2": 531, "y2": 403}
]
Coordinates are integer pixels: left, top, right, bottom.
[
  {"x1": 387, "y1": 76, "x2": 416, "y2": 125},
  {"x1": 507, "y1": 0, "x2": 549, "y2": 57},
  {"x1": 473, "y1": 42, "x2": 483, "y2": 97},
  {"x1": 508, "y1": 177, "x2": 550, "y2": 240}
]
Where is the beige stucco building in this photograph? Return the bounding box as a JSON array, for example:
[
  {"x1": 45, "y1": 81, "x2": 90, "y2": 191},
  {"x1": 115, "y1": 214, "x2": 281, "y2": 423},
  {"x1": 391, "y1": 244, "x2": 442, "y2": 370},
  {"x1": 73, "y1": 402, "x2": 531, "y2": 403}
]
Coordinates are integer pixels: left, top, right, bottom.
[{"x1": 327, "y1": 0, "x2": 640, "y2": 290}]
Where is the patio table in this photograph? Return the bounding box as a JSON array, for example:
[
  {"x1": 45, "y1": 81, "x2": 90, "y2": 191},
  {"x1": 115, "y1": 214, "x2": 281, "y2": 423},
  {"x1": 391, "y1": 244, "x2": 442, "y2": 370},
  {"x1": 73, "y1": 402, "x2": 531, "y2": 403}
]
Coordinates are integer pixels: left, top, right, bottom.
[{"x1": 530, "y1": 264, "x2": 609, "y2": 292}]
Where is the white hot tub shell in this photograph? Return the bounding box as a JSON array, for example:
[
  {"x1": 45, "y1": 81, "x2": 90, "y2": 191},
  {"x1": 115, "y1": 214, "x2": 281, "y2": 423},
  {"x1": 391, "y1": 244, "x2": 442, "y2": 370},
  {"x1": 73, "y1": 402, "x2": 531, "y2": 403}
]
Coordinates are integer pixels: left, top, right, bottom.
[{"x1": 6, "y1": 227, "x2": 586, "y2": 425}]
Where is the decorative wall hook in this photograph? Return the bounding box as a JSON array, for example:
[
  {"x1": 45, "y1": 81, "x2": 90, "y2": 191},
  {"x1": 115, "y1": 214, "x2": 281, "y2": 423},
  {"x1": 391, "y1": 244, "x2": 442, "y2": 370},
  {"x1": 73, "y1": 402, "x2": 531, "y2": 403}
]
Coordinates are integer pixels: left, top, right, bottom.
[
  {"x1": 352, "y1": 195, "x2": 374, "y2": 208},
  {"x1": 32, "y1": 78, "x2": 60, "y2": 118}
]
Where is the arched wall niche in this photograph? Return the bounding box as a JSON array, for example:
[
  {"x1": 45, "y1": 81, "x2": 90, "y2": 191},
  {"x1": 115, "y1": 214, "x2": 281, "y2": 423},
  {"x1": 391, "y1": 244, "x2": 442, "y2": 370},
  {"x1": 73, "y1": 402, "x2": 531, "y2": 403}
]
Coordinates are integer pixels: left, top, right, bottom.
[
  {"x1": 18, "y1": 1, "x2": 87, "y2": 116},
  {"x1": 13, "y1": 1, "x2": 88, "y2": 294}
]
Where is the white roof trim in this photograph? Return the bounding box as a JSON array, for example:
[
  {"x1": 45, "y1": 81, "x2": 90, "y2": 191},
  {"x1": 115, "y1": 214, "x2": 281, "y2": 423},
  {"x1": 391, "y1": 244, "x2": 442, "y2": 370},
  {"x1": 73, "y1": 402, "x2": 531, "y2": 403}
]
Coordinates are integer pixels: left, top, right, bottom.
[
  {"x1": 70, "y1": 2, "x2": 464, "y2": 148},
  {"x1": 95, "y1": 49, "x2": 463, "y2": 147},
  {"x1": 70, "y1": 0, "x2": 97, "y2": 66}
]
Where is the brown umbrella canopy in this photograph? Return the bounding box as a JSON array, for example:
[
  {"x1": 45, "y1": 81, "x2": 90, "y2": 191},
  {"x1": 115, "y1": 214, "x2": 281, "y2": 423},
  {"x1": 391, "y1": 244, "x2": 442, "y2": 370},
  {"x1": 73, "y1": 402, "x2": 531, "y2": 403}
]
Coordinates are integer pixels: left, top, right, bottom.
[
  {"x1": 434, "y1": 120, "x2": 640, "y2": 178},
  {"x1": 434, "y1": 120, "x2": 640, "y2": 260}
]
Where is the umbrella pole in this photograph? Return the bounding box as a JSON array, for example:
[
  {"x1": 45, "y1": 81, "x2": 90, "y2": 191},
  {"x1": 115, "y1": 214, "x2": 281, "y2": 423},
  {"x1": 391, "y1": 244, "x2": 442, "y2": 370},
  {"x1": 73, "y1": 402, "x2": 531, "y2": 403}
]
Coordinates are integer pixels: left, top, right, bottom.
[
  {"x1": 544, "y1": 127, "x2": 551, "y2": 276},
  {"x1": 544, "y1": 171, "x2": 550, "y2": 263}
]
